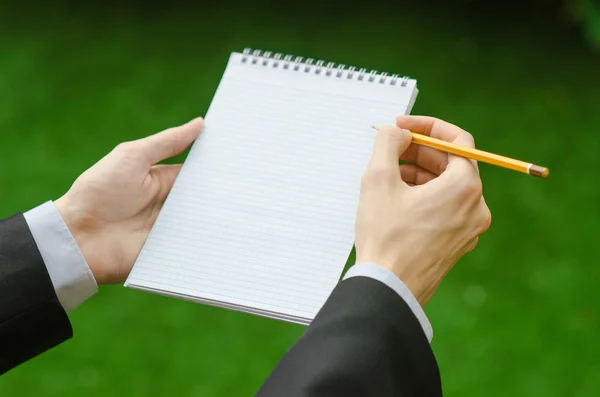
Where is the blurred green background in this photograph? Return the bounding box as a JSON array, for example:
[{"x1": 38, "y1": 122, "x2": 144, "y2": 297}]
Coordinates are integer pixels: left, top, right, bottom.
[{"x1": 1, "y1": 1, "x2": 599, "y2": 396}]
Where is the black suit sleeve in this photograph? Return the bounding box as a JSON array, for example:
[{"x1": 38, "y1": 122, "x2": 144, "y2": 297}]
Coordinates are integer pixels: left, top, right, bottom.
[
  {"x1": 0, "y1": 213, "x2": 73, "y2": 375},
  {"x1": 256, "y1": 276, "x2": 442, "y2": 397}
]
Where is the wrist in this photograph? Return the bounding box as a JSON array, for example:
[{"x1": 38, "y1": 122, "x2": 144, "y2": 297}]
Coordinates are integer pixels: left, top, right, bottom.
[
  {"x1": 54, "y1": 194, "x2": 105, "y2": 285},
  {"x1": 356, "y1": 252, "x2": 431, "y2": 307}
]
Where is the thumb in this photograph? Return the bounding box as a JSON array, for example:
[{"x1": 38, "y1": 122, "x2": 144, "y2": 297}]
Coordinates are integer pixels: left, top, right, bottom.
[
  {"x1": 138, "y1": 117, "x2": 204, "y2": 165},
  {"x1": 368, "y1": 126, "x2": 412, "y2": 169}
]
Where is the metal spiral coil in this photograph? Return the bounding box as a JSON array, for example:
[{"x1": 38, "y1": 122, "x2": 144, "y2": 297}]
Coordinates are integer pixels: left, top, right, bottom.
[{"x1": 240, "y1": 48, "x2": 410, "y2": 87}]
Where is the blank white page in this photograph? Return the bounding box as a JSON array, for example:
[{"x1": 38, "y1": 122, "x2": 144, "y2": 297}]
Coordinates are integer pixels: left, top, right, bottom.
[{"x1": 125, "y1": 51, "x2": 418, "y2": 324}]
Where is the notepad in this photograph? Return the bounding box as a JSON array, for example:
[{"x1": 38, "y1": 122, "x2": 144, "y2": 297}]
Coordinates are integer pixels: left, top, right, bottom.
[{"x1": 125, "y1": 48, "x2": 419, "y2": 325}]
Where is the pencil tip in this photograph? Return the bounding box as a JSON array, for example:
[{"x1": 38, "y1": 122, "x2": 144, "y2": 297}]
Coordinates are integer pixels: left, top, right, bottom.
[{"x1": 371, "y1": 125, "x2": 379, "y2": 130}]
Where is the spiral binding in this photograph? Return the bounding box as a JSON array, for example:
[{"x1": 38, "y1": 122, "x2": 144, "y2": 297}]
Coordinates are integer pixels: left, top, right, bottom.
[{"x1": 240, "y1": 48, "x2": 410, "y2": 87}]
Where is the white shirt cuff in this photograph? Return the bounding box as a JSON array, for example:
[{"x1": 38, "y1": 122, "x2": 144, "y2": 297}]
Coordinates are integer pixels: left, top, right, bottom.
[
  {"x1": 23, "y1": 201, "x2": 98, "y2": 312},
  {"x1": 343, "y1": 263, "x2": 433, "y2": 343}
]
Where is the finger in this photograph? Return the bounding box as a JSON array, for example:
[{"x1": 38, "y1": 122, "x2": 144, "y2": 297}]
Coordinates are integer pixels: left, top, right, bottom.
[
  {"x1": 151, "y1": 164, "x2": 183, "y2": 201},
  {"x1": 368, "y1": 126, "x2": 412, "y2": 171},
  {"x1": 396, "y1": 115, "x2": 462, "y2": 141},
  {"x1": 137, "y1": 117, "x2": 204, "y2": 165},
  {"x1": 399, "y1": 164, "x2": 437, "y2": 185},
  {"x1": 400, "y1": 143, "x2": 448, "y2": 176},
  {"x1": 445, "y1": 125, "x2": 479, "y2": 176},
  {"x1": 396, "y1": 115, "x2": 479, "y2": 177}
]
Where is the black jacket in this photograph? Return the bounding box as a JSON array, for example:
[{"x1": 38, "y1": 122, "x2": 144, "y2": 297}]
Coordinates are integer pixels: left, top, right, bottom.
[
  {"x1": 0, "y1": 213, "x2": 442, "y2": 395},
  {"x1": 256, "y1": 275, "x2": 442, "y2": 396},
  {"x1": 0, "y1": 213, "x2": 72, "y2": 375}
]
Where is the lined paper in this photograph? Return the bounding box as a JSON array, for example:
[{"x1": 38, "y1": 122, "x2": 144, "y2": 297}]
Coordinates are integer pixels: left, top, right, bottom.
[{"x1": 125, "y1": 52, "x2": 418, "y2": 324}]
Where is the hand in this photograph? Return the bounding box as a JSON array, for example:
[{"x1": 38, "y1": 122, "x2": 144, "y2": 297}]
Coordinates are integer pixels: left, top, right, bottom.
[
  {"x1": 54, "y1": 117, "x2": 204, "y2": 285},
  {"x1": 355, "y1": 115, "x2": 491, "y2": 306}
]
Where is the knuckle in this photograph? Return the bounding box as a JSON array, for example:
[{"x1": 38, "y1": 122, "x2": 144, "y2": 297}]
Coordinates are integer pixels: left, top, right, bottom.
[
  {"x1": 464, "y1": 131, "x2": 475, "y2": 146},
  {"x1": 113, "y1": 141, "x2": 140, "y2": 159},
  {"x1": 460, "y1": 176, "x2": 483, "y2": 198},
  {"x1": 114, "y1": 141, "x2": 135, "y2": 154},
  {"x1": 466, "y1": 236, "x2": 479, "y2": 253},
  {"x1": 478, "y1": 207, "x2": 492, "y2": 233},
  {"x1": 455, "y1": 129, "x2": 476, "y2": 147}
]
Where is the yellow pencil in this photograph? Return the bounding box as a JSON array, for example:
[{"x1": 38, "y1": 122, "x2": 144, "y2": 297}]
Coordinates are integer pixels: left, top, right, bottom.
[{"x1": 372, "y1": 126, "x2": 549, "y2": 179}]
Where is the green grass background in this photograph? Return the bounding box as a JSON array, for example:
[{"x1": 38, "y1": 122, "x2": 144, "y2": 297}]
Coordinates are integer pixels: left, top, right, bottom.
[{"x1": 0, "y1": 2, "x2": 599, "y2": 396}]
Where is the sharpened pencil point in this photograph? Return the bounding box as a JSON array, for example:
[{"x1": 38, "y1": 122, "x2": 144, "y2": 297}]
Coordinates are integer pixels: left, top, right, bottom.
[{"x1": 371, "y1": 125, "x2": 380, "y2": 130}]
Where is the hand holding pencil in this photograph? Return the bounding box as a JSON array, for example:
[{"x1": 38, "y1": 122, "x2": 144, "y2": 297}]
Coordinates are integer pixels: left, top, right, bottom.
[
  {"x1": 357, "y1": 117, "x2": 492, "y2": 306},
  {"x1": 375, "y1": 115, "x2": 549, "y2": 179}
]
